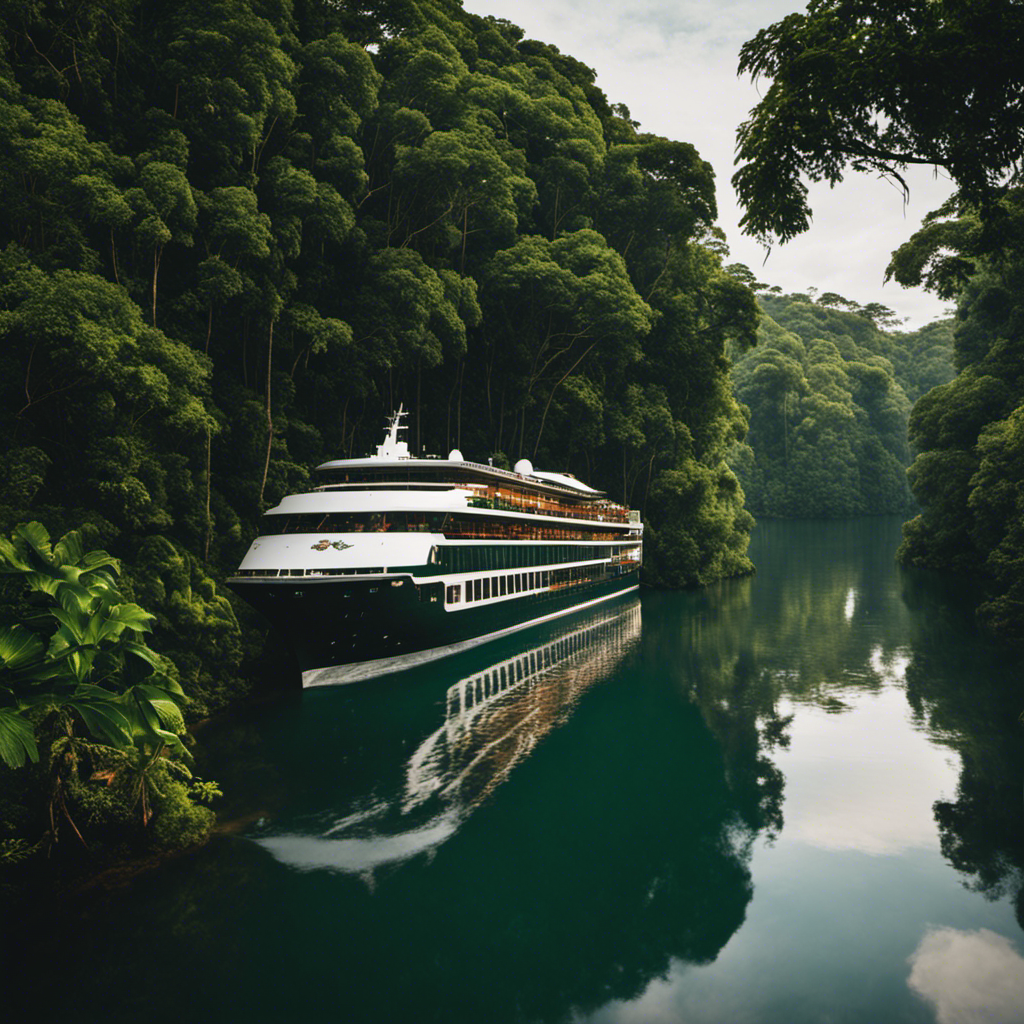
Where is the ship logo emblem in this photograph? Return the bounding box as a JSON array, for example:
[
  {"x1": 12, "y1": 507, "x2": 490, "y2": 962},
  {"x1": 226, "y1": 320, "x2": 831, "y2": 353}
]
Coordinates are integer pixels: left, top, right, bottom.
[{"x1": 311, "y1": 539, "x2": 352, "y2": 551}]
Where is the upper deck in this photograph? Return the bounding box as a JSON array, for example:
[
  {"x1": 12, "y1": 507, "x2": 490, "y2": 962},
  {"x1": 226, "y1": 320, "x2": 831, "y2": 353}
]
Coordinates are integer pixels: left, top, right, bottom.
[
  {"x1": 304, "y1": 407, "x2": 636, "y2": 528},
  {"x1": 313, "y1": 459, "x2": 630, "y2": 523}
]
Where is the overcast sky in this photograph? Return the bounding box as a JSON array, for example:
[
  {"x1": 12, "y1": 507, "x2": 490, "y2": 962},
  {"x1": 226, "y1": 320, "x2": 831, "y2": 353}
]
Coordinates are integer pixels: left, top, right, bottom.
[{"x1": 463, "y1": 0, "x2": 955, "y2": 329}]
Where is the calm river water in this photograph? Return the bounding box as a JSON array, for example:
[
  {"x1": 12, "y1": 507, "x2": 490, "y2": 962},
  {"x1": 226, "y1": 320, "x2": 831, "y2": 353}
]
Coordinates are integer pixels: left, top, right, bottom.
[{"x1": 30, "y1": 518, "x2": 1024, "y2": 1023}]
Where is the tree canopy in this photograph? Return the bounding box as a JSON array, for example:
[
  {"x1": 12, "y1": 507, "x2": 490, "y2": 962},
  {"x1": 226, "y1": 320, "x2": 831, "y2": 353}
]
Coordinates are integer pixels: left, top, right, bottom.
[
  {"x1": 728, "y1": 281, "x2": 954, "y2": 517},
  {"x1": 0, "y1": 0, "x2": 762, "y2": 718},
  {"x1": 733, "y1": 0, "x2": 1024, "y2": 246}
]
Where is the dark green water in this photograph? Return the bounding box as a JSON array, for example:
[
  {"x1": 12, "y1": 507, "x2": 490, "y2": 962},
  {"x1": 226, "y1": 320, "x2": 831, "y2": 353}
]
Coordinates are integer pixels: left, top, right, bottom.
[{"x1": 25, "y1": 519, "x2": 1024, "y2": 1023}]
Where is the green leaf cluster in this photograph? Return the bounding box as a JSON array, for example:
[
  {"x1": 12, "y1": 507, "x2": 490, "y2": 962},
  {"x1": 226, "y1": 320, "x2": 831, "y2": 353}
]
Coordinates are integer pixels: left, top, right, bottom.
[
  {"x1": 0, "y1": 521, "x2": 217, "y2": 855},
  {"x1": 733, "y1": 0, "x2": 1024, "y2": 246}
]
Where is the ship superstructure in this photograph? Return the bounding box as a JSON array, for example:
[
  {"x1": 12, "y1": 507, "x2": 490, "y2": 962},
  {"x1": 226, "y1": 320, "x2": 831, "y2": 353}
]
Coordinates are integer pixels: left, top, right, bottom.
[{"x1": 229, "y1": 407, "x2": 642, "y2": 685}]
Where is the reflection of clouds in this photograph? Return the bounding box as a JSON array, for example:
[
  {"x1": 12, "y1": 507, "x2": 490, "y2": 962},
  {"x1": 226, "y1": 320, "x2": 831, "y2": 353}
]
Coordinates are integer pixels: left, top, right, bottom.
[
  {"x1": 780, "y1": 689, "x2": 959, "y2": 855},
  {"x1": 908, "y1": 927, "x2": 1024, "y2": 1024},
  {"x1": 869, "y1": 644, "x2": 910, "y2": 686}
]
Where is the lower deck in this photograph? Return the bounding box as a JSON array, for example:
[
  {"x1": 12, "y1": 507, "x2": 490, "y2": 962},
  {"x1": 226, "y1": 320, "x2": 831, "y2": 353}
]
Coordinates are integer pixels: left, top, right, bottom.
[{"x1": 230, "y1": 564, "x2": 640, "y2": 686}]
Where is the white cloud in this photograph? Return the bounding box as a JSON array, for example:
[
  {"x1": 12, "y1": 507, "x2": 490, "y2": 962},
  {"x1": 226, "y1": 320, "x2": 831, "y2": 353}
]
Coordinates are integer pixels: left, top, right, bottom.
[{"x1": 908, "y1": 927, "x2": 1024, "y2": 1024}]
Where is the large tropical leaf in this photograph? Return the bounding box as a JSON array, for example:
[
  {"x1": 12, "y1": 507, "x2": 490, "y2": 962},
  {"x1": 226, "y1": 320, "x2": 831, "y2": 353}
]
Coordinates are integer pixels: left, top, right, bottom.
[
  {"x1": 124, "y1": 692, "x2": 188, "y2": 757},
  {"x1": 132, "y1": 683, "x2": 186, "y2": 730},
  {"x1": 0, "y1": 624, "x2": 45, "y2": 673},
  {"x1": 86, "y1": 603, "x2": 155, "y2": 647},
  {"x1": 14, "y1": 521, "x2": 59, "y2": 569},
  {"x1": 78, "y1": 550, "x2": 121, "y2": 577},
  {"x1": 121, "y1": 642, "x2": 184, "y2": 695},
  {"x1": 70, "y1": 686, "x2": 134, "y2": 748},
  {"x1": 0, "y1": 707, "x2": 39, "y2": 768},
  {"x1": 120, "y1": 639, "x2": 165, "y2": 672},
  {"x1": 55, "y1": 577, "x2": 100, "y2": 617},
  {"x1": 52, "y1": 529, "x2": 85, "y2": 567},
  {"x1": 0, "y1": 534, "x2": 32, "y2": 573},
  {"x1": 49, "y1": 606, "x2": 86, "y2": 644}
]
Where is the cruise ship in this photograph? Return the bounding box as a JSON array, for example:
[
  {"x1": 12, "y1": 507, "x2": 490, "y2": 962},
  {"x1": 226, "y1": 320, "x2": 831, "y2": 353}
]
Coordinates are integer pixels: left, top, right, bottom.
[{"x1": 229, "y1": 408, "x2": 642, "y2": 685}]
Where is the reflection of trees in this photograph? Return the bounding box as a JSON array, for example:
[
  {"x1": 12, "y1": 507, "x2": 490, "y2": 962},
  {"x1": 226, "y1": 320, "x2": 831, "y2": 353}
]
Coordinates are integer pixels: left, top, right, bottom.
[
  {"x1": 361, "y1": 681, "x2": 756, "y2": 1023},
  {"x1": 30, "y1": 599, "x2": 766, "y2": 1024},
  {"x1": 645, "y1": 518, "x2": 917, "y2": 841},
  {"x1": 900, "y1": 572, "x2": 1024, "y2": 930},
  {"x1": 238, "y1": 600, "x2": 760, "y2": 1022}
]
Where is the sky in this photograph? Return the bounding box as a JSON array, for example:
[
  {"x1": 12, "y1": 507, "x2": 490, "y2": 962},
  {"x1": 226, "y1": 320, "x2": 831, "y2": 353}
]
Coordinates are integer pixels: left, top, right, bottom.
[{"x1": 462, "y1": 0, "x2": 956, "y2": 329}]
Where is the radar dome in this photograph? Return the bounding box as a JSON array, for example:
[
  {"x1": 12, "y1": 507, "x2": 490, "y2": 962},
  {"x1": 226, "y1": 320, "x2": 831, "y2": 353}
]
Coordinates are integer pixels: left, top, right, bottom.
[
  {"x1": 448, "y1": 449, "x2": 464, "y2": 462},
  {"x1": 514, "y1": 458, "x2": 534, "y2": 476}
]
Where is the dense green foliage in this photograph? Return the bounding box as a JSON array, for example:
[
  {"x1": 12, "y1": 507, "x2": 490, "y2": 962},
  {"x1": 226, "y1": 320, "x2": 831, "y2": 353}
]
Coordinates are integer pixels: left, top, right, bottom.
[
  {"x1": 889, "y1": 191, "x2": 1024, "y2": 641},
  {"x1": 0, "y1": 522, "x2": 218, "y2": 863},
  {"x1": 0, "y1": 0, "x2": 759, "y2": 718},
  {"x1": 734, "y1": 0, "x2": 1024, "y2": 643},
  {"x1": 728, "y1": 284, "x2": 954, "y2": 517},
  {"x1": 733, "y1": 0, "x2": 1024, "y2": 246}
]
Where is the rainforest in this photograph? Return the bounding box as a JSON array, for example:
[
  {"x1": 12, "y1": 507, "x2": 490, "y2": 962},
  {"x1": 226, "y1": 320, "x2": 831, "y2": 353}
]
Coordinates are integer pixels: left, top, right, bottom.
[{"x1": 1, "y1": 0, "x2": 1022, "y2": 879}]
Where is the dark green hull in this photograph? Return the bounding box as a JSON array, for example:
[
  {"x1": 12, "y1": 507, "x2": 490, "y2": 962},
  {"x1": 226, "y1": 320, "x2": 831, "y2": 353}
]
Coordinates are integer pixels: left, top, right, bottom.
[{"x1": 230, "y1": 567, "x2": 640, "y2": 685}]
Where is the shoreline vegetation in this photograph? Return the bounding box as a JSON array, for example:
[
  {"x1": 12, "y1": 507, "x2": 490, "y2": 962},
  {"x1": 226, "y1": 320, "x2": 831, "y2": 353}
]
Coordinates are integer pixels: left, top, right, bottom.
[{"x1": 2, "y1": 0, "x2": 1022, "y2": 888}]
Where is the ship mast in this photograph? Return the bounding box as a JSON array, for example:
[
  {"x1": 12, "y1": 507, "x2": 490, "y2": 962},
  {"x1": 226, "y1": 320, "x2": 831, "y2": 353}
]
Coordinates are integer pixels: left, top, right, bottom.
[{"x1": 375, "y1": 404, "x2": 411, "y2": 459}]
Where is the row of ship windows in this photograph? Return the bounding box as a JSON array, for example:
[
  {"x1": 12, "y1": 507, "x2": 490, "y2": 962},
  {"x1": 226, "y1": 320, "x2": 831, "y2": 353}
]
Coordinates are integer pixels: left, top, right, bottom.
[
  {"x1": 444, "y1": 563, "x2": 609, "y2": 606},
  {"x1": 434, "y1": 543, "x2": 638, "y2": 572},
  {"x1": 236, "y1": 546, "x2": 639, "y2": 579},
  {"x1": 260, "y1": 511, "x2": 626, "y2": 542}
]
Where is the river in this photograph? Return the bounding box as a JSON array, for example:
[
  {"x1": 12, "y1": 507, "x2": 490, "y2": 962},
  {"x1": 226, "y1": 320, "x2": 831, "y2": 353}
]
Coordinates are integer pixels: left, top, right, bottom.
[{"x1": 25, "y1": 518, "x2": 1024, "y2": 1023}]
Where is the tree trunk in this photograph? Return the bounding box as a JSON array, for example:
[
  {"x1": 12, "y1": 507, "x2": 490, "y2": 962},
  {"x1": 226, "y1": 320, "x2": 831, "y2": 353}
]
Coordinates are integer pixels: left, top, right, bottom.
[
  {"x1": 460, "y1": 204, "x2": 469, "y2": 276},
  {"x1": 151, "y1": 244, "x2": 162, "y2": 327},
  {"x1": 532, "y1": 342, "x2": 597, "y2": 460},
  {"x1": 204, "y1": 423, "x2": 212, "y2": 563},
  {"x1": 110, "y1": 228, "x2": 120, "y2": 285},
  {"x1": 456, "y1": 359, "x2": 464, "y2": 449},
  {"x1": 258, "y1": 320, "x2": 274, "y2": 506}
]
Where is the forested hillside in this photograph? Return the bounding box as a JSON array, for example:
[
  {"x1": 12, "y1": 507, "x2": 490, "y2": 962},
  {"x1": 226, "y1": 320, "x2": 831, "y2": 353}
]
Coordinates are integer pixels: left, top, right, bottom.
[
  {"x1": 892, "y1": 190, "x2": 1024, "y2": 642},
  {"x1": 0, "y1": 0, "x2": 760, "y2": 712},
  {"x1": 728, "y1": 284, "x2": 954, "y2": 518},
  {"x1": 732, "y1": 0, "x2": 1024, "y2": 644}
]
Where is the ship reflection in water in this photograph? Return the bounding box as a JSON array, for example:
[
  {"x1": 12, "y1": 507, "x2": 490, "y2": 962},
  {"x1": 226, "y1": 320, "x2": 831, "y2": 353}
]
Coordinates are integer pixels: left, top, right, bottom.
[{"x1": 256, "y1": 597, "x2": 641, "y2": 874}]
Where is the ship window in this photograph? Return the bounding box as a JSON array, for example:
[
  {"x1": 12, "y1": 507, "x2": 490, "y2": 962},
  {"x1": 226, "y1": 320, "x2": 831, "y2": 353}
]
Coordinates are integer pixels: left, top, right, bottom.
[
  {"x1": 446, "y1": 584, "x2": 461, "y2": 605},
  {"x1": 528, "y1": 572, "x2": 535, "y2": 590},
  {"x1": 483, "y1": 578, "x2": 490, "y2": 599},
  {"x1": 542, "y1": 571, "x2": 549, "y2": 587},
  {"x1": 474, "y1": 578, "x2": 482, "y2": 601},
  {"x1": 499, "y1": 576, "x2": 506, "y2": 596}
]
